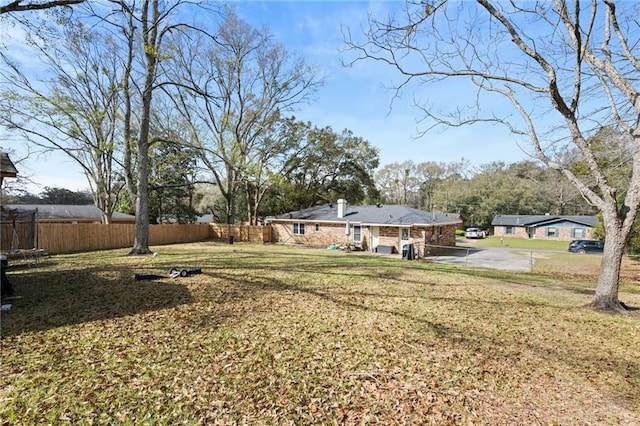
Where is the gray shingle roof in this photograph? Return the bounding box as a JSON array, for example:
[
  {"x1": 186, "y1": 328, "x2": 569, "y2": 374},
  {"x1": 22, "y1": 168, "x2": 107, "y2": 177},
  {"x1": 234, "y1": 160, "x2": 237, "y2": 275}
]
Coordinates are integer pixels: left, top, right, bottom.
[
  {"x1": 196, "y1": 214, "x2": 215, "y2": 223},
  {"x1": 491, "y1": 214, "x2": 598, "y2": 227},
  {"x1": 268, "y1": 203, "x2": 461, "y2": 226},
  {"x1": 3, "y1": 204, "x2": 135, "y2": 222},
  {"x1": 0, "y1": 152, "x2": 18, "y2": 177}
]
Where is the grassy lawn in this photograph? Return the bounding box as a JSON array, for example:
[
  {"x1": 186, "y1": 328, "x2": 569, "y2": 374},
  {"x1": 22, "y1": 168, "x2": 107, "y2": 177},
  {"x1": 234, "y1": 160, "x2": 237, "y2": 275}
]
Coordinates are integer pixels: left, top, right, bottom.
[{"x1": 1, "y1": 242, "x2": 639, "y2": 424}]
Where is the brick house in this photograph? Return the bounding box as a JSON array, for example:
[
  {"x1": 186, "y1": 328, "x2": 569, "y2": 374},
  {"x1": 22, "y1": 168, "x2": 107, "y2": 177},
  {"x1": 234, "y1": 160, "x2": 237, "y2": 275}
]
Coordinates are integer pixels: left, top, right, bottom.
[
  {"x1": 267, "y1": 199, "x2": 462, "y2": 255},
  {"x1": 491, "y1": 214, "x2": 598, "y2": 241}
]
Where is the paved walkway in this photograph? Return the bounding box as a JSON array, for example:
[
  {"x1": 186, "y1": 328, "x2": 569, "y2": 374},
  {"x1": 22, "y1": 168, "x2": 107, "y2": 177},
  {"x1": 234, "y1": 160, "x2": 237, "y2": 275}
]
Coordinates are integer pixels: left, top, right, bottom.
[
  {"x1": 424, "y1": 239, "x2": 537, "y2": 272},
  {"x1": 427, "y1": 245, "x2": 534, "y2": 272}
]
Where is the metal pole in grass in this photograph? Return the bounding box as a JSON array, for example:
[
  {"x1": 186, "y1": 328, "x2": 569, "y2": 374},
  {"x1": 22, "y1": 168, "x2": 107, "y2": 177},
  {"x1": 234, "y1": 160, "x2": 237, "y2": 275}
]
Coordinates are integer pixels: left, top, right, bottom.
[{"x1": 530, "y1": 250, "x2": 533, "y2": 273}]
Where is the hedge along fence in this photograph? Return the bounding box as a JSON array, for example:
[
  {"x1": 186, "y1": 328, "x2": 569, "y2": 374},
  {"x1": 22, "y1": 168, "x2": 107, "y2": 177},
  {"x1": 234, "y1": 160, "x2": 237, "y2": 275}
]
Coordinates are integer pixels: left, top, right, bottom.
[
  {"x1": 35, "y1": 223, "x2": 213, "y2": 254},
  {"x1": 209, "y1": 224, "x2": 272, "y2": 244}
]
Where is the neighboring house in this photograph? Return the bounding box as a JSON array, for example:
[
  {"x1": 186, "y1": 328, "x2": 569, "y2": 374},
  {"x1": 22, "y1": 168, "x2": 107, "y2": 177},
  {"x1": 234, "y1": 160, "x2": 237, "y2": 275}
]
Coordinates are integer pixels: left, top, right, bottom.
[
  {"x1": 2, "y1": 204, "x2": 136, "y2": 224},
  {"x1": 196, "y1": 214, "x2": 215, "y2": 223},
  {"x1": 0, "y1": 152, "x2": 18, "y2": 185},
  {"x1": 266, "y1": 199, "x2": 462, "y2": 254},
  {"x1": 491, "y1": 214, "x2": 598, "y2": 241}
]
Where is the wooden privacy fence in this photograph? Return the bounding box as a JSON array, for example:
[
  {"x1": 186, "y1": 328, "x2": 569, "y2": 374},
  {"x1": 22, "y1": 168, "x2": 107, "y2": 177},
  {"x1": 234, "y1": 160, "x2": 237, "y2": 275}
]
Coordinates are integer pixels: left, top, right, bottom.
[
  {"x1": 0, "y1": 209, "x2": 37, "y2": 250},
  {"x1": 2, "y1": 222, "x2": 272, "y2": 255},
  {"x1": 1, "y1": 222, "x2": 36, "y2": 251},
  {"x1": 209, "y1": 224, "x2": 272, "y2": 244},
  {"x1": 36, "y1": 223, "x2": 212, "y2": 254}
]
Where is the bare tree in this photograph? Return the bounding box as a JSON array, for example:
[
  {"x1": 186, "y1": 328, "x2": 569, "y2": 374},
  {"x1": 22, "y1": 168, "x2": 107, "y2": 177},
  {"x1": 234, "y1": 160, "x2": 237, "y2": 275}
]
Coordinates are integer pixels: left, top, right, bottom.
[
  {"x1": 375, "y1": 161, "x2": 419, "y2": 206},
  {"x1": 100, "y1": 0, "x2": 216, "y2": 254},
  {"x1": 0, "y1": 0, "x2": 83, "y2": 14},
  {"x1": 0, "y1": 24, "x2": 124, "y2": 223},
  {"x1": 346, "y1": 0, "x2": 640, "y2": 312},
  {"x1": 170, "y1": 10, "x2": 323, "y2": 224},
  {"x1": 415, "y1": 161, "x2": 448, "y2": 210},
  {"x1": 128, "y1": 0, "x2": 160, "y2": 253},
  {"x1": 243, "y1": 116, "x2": 310, "y2": 225}
]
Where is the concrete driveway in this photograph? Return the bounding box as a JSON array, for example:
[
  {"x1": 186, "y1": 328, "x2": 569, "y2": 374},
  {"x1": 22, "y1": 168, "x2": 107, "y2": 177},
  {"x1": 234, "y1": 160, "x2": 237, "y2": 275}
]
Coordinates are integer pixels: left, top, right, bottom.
[{"x1": 426, "y1": 243, "x2": 534, "y2": 272}]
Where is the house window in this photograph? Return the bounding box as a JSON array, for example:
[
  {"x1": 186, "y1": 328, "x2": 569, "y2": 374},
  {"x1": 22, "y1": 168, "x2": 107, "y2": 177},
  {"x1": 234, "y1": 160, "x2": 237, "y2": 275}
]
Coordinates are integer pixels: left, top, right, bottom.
[
  {"x1": 293, "y1": 223, "x2": 305, "y2": 235},
  {"x1": 546, "y1": 227, "x2": 557, "y2": 237},
  {"x1": 572, "y1": 228, "x2": 585, "y2": 238},
  {"x1": 401, "y1": 228, "x2": 409, "y2": 240},
  {"x1": 504, "y1": 226, "x2": 515, "y2": 235},
  {"x1": 353, "y1": 225, "x2": 361, "y2": 242},
  {"x1": 438, "y1": 226, "x2": 443, "y2": 236},
  {"x1": 315, "y1": 223, "x2": 320, "y2": 232}
]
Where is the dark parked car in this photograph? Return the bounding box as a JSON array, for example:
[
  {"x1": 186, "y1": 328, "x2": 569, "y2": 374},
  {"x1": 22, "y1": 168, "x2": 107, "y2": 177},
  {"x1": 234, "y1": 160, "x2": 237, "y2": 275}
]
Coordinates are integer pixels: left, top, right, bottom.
[{"x1": 568, "y1": 239, "x2": 604, "y2": 254}]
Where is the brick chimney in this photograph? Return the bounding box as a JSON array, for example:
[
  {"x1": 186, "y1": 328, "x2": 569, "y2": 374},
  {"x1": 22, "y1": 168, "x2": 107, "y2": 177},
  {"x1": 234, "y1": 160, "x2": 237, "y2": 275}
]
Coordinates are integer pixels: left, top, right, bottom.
[{"x1": 337, "y1": 199, "x2": 347, "y2": 218}]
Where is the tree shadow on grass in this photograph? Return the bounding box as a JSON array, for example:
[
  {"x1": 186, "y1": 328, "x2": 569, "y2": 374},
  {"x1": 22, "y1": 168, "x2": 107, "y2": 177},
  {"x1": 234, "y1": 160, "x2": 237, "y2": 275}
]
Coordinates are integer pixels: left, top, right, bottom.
[
  {"x1": 447, "y1": 263, "x2": 640, "y2": 310},
  {"x1": 206, "y1": 245, "x2": 640, "y2": 313},
  {"x1": 1, "y1": 262, "x2": 195, "y2": 337},
  {"x1": 422, "y1": 260, "x2": 603, "y2": 295},
  {"x1": 204, "y1": 268, "x2": 640, "y2": 414},
  {"x1": 208, "y1": 248, "x2": 603, "y2": 299},
  {"x1": 161, "y1": 245, "x2": 640, "y2": 411}
]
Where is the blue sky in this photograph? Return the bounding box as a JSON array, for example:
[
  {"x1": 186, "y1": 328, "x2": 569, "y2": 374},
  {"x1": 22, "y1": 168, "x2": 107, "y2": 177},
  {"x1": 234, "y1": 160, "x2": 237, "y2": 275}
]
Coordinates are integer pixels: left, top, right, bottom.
[
  {"x1": 231, "y1": 1, "x2": 530, "y2": 163},
  {"x1": 2, "y1": 0, "x2": 531, "y2": 193}
]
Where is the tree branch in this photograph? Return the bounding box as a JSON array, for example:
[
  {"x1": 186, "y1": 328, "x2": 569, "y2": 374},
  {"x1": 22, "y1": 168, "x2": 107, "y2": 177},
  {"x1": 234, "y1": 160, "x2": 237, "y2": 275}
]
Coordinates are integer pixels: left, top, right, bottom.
[{"x1": 0, "y1": 0, "x2": 83, "y2": 14}]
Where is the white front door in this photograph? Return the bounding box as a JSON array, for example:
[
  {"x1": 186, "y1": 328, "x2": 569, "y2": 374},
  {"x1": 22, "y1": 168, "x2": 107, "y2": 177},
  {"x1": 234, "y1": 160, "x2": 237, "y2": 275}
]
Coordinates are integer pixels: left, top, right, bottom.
[
  {"x1": 371, "y1": 226, "x2": 379, "y2": 251},
  {"x1": 399, "y1": 227, "x2": 409, "y2": 247}
]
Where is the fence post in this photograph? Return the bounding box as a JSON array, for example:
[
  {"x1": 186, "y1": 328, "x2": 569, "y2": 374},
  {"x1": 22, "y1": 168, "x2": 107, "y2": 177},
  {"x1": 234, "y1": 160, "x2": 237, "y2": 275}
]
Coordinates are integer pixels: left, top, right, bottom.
[{"x1": 530, "y1": 250, "x2": 533, "y2": 273}]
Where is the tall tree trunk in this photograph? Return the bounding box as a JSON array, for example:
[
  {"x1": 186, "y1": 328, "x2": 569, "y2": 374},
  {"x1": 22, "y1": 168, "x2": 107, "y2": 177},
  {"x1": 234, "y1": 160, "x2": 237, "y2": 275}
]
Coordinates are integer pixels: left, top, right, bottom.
[
  {"x1": 226, "y1": 194, "x2": 235, "y2": 224},
  {"x1": 590, "y1": 211, "x2": 631, "y2": 312},
  {"x1": 131, "y1": 137, "x2": 151, "y2": 253},
  {"x1": 593, "y1": 241, "x2": 624, "y2": 311},
  {"x1": 97, "y1": 195, "x2": 113, "y2": 225},
  {"x1": 225, "y1": 164, "x2": 236, "y2": 224},
  {"x1": 129, "y1": 0, "x2": 157, "y2": 255},
  {"x1": 250, "y1": 183, "x2": 269, "y2": 226},
  {"x1": 245, "y1": 184, "x2": 252, "y2": 225},
  {"x1": 122, "y1": 16, "x2": 136, "y2": 209},
  {"x1": 251, "y1": 189, "x2": 259, "y2": 226},
  {"x1": 130, "y1": 68, "x2": 153, "y2": 253}
]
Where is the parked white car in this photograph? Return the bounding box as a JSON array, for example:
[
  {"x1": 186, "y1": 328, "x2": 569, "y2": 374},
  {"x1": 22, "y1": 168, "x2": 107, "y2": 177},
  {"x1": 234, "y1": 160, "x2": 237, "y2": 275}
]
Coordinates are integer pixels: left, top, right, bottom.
[{"x1": 465, "y1": 227, "x2": 485, "y2": 239}]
